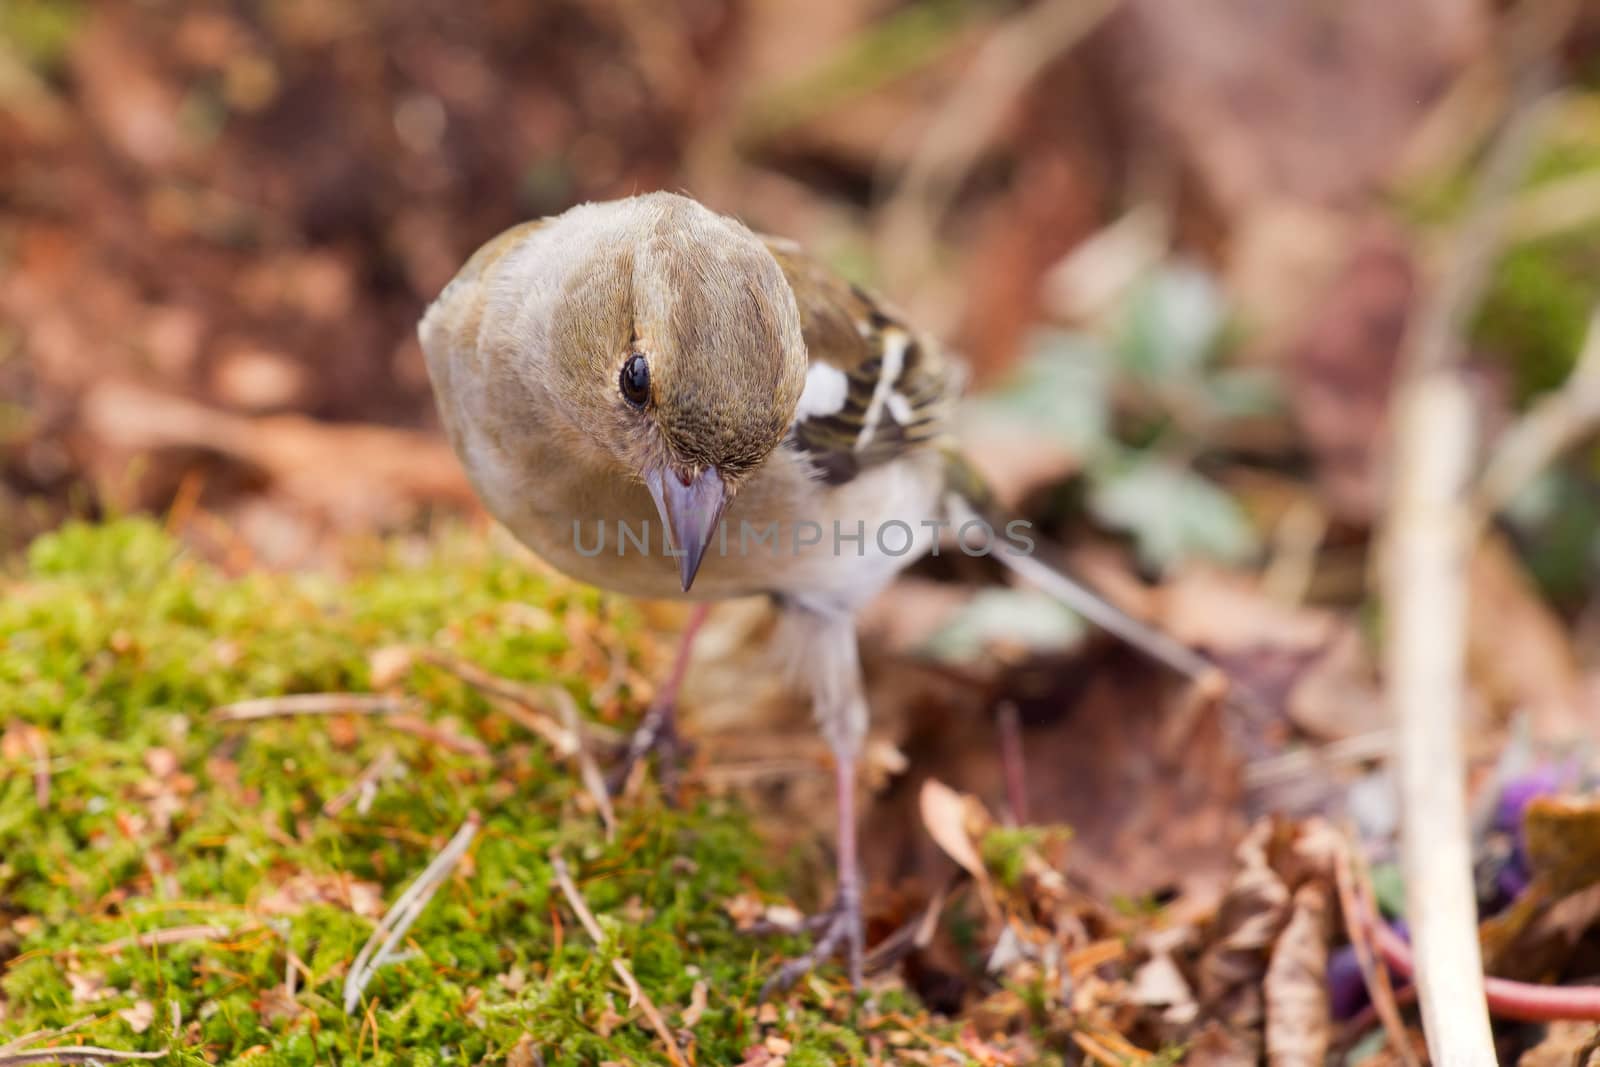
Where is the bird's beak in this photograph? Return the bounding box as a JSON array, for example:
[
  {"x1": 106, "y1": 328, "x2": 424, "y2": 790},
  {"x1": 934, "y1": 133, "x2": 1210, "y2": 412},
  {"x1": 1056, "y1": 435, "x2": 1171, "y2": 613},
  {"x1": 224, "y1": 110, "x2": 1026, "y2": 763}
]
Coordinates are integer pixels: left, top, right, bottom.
[{"x1": 644, "y1": 465, "x2": 729, "y2": 592}]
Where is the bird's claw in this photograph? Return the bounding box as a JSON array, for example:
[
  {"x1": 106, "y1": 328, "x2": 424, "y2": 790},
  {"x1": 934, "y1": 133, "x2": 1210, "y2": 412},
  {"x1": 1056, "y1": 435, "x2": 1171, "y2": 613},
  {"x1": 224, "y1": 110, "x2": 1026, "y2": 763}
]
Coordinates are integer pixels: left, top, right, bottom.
[
  {"x1": 758, "y1": 889, "x2": 864, "y2": 998},
  {"x1": 606, "y1": 699, "x2": 689, "y2": 801}
]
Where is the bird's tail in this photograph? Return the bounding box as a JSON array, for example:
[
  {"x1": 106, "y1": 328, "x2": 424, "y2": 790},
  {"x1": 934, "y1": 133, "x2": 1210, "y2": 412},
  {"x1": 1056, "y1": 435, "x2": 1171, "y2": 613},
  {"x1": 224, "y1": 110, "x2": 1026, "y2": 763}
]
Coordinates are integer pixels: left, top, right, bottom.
[{"x1": 941, "y1": 447, "x2": 1221, "y2": 685}]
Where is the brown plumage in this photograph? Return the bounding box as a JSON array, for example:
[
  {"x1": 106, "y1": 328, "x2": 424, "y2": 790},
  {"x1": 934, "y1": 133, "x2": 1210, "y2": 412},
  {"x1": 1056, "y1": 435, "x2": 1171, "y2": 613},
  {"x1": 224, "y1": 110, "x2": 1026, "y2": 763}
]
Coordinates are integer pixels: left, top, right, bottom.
[{"x1": 419, "y1": 191, "x2": 1201, "y2": 993}]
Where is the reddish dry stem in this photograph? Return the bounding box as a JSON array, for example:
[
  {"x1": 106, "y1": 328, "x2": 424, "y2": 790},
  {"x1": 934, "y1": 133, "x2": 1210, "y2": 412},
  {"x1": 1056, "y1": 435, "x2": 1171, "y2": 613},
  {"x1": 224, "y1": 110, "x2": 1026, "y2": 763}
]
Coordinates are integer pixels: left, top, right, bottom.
[{"x1": 1371, "y1": 920, "x2": 1600, "y2": 1022}]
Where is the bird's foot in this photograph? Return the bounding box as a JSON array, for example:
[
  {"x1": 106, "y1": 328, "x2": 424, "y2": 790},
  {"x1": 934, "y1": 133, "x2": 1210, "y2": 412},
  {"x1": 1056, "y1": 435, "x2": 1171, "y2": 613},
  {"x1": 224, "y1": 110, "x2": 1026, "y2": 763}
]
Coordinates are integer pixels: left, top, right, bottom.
[
  {"x1": 606, "y1": 698, "x2": 690, "y2": 801},
  {"x1": 758, "y1": 889, "x2": 864, "y2": 998}
]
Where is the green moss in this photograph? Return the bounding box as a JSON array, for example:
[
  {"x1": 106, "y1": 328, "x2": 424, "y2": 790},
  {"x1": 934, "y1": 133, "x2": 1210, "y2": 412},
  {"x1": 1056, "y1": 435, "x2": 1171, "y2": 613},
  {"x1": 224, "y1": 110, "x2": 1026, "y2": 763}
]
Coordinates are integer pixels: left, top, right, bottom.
[
  {"x1": 0, "y1": 519, "x2": 970, "y2": 1064},
  {"x1": 1473, "y1": 237, "x2": 1600, "y2": 402},
  {"x1": 979, "y1": 826, "x2": 1071, "y2": 891},
  {"x1": 0, "y1": 0, "x2": 84, "y2": 74},
  {"x1": 1397, "y1": 102, "x2": 1600, "y2": 404}
]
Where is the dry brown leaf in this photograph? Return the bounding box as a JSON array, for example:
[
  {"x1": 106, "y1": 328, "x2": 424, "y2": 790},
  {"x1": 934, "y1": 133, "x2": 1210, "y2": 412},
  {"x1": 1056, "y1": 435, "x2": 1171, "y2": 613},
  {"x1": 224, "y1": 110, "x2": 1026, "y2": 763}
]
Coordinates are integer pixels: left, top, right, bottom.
[
  {"x1": 1, "y1": 721, "x2": 45, "y2": 763},
  {"x1": 1155, "y1": 568, "x2": 1385, "y2": 742},
  {"x1": 257, "y1": 873, "x2": 385, "y2": 918},
  {"x1": 1197, "y1": 821, "x2": 1290, "y2": 1040},
  {"x1": 1263, "y1": 882, "x2": 1331, "y2": 1066},
  {"x1": 1517, "y1": 1020, "x2": 1600, "y2": 1067},
  {"x1": 257, "y1": 984, "x2": 305, "y2": 1025},
  {"x1": 594, "y1": 1003, "x2": 626, "y2": 1038},
  {"x1": 1487, "y1": 882, "x2": 1600, "y2": 983},
  {"x1": 865, "y1": 635, "x2": 1243, "y2": 904},
  {"x1": 506, "y1": 1034, "x2": 540, "y2": 1067},
  {"x1": 368, "y1": 646, "x2": 416, "y2": 690},
  {"x1": 734, "y1": 1048, "x2": 781, "y2": 1067},
  {"x1": 118, "y1": 999, "x2": 156, "y2": 1033},
  {"x1": 143, "y1": 747, "x2": 179, "y2": 778},
  {"x1": 722, "y1": 893, "x2": 805, "y2": 934},
  {"x1": 1481, "y1": 796, "x2": 1600, "y2": 978},
  {"x1": 680, "y1": 980, "x2": 708, "y2": 1029},
  {"x1": 952, "y1": 425, "x2": 1085, "y2": 514},
  {"x1": 66, "y1": 969, "x2": 111, "y2": 1004},
  {"x1": 918, "y1": 779, "x2": 988, "y2": 884},
  {"x1": 1525, "y1": 795, "x2": 1600, "y2": 895},
  {"x1": 79, "y1": 381, "x2": 475, "y2": 533},
  {"x1": 1128, "y1": 950, "x2": 1198, "y2": 1027},
  {"x1": 1159, "y1": 569, "x2": 1333, "y2": 652},
  {"x1": 1184, "y1": 1021, "x2": 1260, "y2": 1067},
  {"x1": 0, "y1": 720, "x2": 49, "y2": 808}
]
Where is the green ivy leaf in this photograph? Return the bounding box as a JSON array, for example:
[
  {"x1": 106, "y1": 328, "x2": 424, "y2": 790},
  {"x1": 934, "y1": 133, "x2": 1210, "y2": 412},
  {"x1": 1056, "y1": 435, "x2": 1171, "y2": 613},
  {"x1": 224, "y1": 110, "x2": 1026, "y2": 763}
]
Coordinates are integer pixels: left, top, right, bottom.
[
  {"x1": 1089, "y1": 458, "x2": 1259, "y2": 572},
  {"x1": 964, "y1": 330, "x2": 1112, "y2": 454},
  {"x1": 1118, "y1": 264, "x2": 1226, "y2": 380},
  {"x1": 922, "y1": 588, "x2": 1088, "y2": 662}
]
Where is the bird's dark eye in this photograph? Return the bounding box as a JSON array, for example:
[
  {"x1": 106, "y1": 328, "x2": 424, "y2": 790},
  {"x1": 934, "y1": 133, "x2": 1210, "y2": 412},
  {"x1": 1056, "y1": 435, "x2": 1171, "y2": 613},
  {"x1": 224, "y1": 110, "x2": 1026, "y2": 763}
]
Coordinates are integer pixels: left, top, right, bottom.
[{"x1": 619, "y1": 353, "x2": 651, "y2": 408}]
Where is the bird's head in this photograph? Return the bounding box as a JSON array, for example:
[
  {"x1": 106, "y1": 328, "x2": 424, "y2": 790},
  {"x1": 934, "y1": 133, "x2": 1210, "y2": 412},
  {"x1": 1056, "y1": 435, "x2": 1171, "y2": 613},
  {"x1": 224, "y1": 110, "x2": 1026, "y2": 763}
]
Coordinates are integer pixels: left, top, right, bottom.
[{"x1": 544, "y1": 193, "x2": 808, "y2": 590}]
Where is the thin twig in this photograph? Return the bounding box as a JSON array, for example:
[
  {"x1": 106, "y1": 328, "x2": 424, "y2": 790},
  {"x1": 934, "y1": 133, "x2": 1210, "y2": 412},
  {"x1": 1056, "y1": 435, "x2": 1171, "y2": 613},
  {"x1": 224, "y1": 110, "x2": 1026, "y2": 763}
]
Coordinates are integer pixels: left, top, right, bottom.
[
  {"x1": 1243, "y1": 731, "x2": 1392, "y2": 790},
  {"x1": 0, "y1": 1048, "x2": 168, "y2": 1065},
  {"x1": 549, "y1": 687, "x2": 617, "y2": 840},
  {"x1": 1472, "y1": 304, "x2": 1600, "y2": 524},
  {"x1": 419, "y1": 650, "x2": 621, "y2": 747},
  {"x1": 343, "y1": 811, "x2": 480, "y2": 1014},
  {"x1": 422, "y1": 650, "x2": 618, "y2": 832},
  {"x1": 384, "y1": 715, "x2": 490, "y2": 760},
  {"x1": 99, "y1": 923, "x2": 236, "y2": 954},
  {"x1": 213, "y1": 693, "x2": 416, "y2": 722},
  {"x1": 548, "y1": 852, "x2": 687, "y2": 1067},
  {"x1": 1332, "y1": 833, "x2": 1419, "y2": 1067},
  {"x1": 418, "y1": 649, "x2": 549, "y2": 706},
  {"x1": 484, "y1": 693, "x2": 578, "y2": 756},
  {"x1": 1380, "y1": 14, "x2": 1564, "y2": 1058},
  {"x1": 322, "y1": 747, "x2": 401, "y2": 817},
  {"x1": 0, "y1": 1036, "x2": 46, "y2": 1059}
]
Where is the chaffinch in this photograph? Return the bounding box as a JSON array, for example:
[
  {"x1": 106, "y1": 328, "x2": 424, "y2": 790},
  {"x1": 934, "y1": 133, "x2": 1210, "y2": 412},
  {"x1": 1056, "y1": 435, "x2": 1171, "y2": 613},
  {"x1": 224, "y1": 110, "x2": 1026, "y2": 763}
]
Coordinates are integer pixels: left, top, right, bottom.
[{"x1": 419, "y1": 191, "x2": 1211, "y2": 991}]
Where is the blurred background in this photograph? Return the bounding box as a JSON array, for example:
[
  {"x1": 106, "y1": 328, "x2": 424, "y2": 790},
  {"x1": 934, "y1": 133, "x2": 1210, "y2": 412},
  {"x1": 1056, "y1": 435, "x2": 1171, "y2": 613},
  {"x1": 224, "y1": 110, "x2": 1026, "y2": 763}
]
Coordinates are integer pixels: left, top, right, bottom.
[
  {"x1": 3, "y1": 0, "x2": 1600, "y2": 1052},
  {"x1": 0, "y1": 0, "x2": 1592, "y2": 591}
]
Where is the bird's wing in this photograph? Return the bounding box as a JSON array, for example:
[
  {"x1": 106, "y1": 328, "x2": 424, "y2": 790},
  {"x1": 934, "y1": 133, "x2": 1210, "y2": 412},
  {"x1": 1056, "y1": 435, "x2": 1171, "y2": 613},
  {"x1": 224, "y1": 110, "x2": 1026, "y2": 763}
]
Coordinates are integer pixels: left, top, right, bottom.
[
  {"x1": 760, "y1": 238, "x2": 1227, "y2": 686},
  {"x1": 762, "y1": 237, "x2": 964, "y2": 486}
]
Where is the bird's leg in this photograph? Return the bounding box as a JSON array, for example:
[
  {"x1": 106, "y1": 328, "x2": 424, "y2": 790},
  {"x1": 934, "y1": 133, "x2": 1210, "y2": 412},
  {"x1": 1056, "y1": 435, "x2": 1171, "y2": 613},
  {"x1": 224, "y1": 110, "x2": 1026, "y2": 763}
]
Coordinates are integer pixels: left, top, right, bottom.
[
  {"x1": 760, "y1": 739, "x2": 863, "y2": 997},
  {"x1": 608, "y1": 603, "x2": 710, "y2": 799},
  {"x1": 760, "y1": 611, "x2": 868, "y2": 997}
]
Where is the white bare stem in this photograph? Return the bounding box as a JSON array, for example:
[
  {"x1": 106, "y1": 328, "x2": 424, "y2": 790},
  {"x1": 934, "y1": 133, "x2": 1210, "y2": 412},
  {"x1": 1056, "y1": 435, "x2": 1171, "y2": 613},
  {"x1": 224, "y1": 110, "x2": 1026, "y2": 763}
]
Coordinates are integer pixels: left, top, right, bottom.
[
  {"x1": 343, "y1": 811, "x2": 480, "y2": 1014},
  {"x1": 213, "y1": 693, "x2": 415, "y2": 721},
  {"x1": 1377, "y1": 10, "x2": 1570, "y2": 1055}
]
